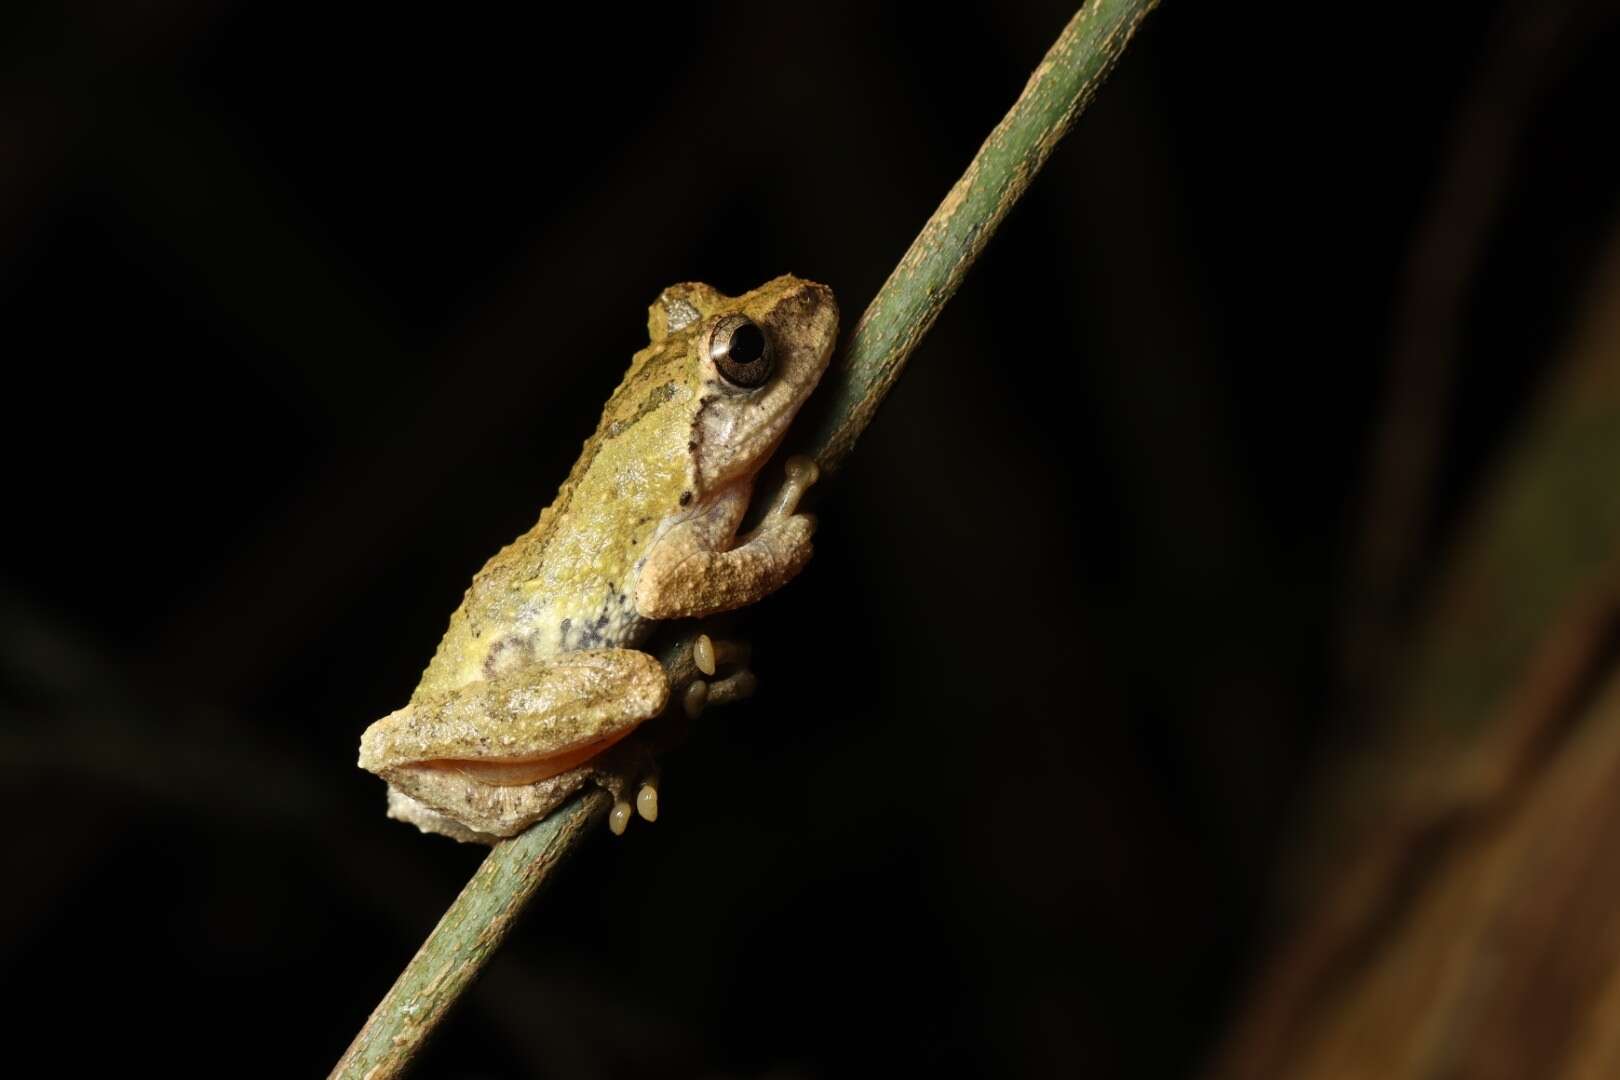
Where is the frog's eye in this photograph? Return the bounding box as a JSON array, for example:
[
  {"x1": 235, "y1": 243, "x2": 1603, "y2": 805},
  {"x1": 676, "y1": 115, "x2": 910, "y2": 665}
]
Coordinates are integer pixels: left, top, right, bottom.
[{"x1": 708, "y1": 315, "x2": 775, "y2": 389}]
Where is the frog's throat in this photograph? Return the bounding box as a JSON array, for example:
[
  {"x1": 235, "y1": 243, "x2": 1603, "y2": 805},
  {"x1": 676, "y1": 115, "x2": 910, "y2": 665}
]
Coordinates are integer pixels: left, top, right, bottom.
[{"x1": 411, "y1": 728, "x2": 634, "y2": 787}]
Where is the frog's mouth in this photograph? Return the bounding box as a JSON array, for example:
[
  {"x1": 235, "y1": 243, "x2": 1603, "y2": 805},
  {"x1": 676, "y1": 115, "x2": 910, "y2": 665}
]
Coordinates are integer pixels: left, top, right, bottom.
[{"x1": 414, "y1": 728, "x2": 633, "y2": 786}]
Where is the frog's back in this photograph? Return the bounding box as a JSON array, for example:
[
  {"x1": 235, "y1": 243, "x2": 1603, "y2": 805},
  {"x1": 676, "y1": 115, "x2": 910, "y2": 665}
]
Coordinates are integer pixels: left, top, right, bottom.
[{"x1": 411, "y1": 333, "x2": 702, "y2": 698}]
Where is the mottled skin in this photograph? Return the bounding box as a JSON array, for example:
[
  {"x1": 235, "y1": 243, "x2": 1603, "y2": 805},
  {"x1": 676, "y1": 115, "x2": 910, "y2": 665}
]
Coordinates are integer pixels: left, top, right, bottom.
[{"x1": 358, "y1": 275, "x2": 838, "y2": 842}]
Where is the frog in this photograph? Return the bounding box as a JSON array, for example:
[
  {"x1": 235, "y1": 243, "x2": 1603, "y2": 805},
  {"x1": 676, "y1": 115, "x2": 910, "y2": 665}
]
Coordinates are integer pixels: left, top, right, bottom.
[{"x1": 357, "y1": 274, "x2": 838, "y2": 844}]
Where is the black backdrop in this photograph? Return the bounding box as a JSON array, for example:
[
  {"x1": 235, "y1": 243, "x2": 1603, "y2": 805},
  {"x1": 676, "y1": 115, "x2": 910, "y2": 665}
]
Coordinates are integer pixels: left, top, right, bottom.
[{"x1": 4, "y1": 1, "x2": 1619, "y2": 1076}]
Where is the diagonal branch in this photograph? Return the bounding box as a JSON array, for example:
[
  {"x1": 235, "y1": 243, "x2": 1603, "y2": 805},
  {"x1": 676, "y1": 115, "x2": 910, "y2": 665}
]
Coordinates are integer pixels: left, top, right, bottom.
[{"x1": 328, "y1": 3, "x2": 1161, "y2": 1076}]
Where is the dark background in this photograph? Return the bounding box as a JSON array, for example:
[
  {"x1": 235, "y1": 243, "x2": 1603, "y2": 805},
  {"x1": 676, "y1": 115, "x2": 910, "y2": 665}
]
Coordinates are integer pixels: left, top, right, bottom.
[{"x1": 4, "y1": 1, "x2": 1619, "y2": 1076}]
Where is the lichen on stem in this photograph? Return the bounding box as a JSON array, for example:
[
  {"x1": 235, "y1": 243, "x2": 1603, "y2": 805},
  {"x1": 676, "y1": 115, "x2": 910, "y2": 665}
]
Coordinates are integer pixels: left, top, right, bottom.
[{"x1": 329, "y1": 3, "x2": 1161, "y2": 1076}]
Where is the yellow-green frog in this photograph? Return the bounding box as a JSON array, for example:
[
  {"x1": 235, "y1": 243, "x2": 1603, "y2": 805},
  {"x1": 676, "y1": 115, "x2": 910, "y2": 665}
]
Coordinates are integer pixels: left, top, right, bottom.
[{"x1": 358, "y1": 275, "x2": 837, "y2": 843}]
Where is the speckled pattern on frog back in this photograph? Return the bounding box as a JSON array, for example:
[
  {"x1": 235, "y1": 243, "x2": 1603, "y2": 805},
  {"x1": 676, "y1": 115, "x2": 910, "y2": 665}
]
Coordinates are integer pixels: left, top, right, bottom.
[{"x1": 415, "y1": 331, "x2": 700, "y2": 696}]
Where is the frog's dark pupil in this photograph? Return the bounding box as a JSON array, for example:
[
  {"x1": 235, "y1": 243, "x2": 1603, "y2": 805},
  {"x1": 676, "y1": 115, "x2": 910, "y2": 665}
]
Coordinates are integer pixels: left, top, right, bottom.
[{"x1": 728, "y1": 322, "x2": 766, "y2": 366}]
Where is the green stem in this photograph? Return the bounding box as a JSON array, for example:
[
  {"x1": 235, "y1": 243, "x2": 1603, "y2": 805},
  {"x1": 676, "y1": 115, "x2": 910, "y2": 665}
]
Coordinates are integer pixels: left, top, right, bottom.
[
  {"x1": 329, "y1": 3, "x2": 1160, "y2": 1076},
  {"x1": 803, "y1": 0, "x2": 1162, "y2": 471},
  {"x1": 328, "y1": 790, "x2": 610, "y2": 1078}
]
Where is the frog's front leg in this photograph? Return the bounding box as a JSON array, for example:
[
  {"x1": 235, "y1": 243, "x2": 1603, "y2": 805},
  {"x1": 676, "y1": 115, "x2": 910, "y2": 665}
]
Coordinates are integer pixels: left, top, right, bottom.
[
  {"x1": 358, "y1": 647, "x2": 668, "y2": 840},
  {"x1": 637, "y1": 456, "x2": 820, "y2": 620}
]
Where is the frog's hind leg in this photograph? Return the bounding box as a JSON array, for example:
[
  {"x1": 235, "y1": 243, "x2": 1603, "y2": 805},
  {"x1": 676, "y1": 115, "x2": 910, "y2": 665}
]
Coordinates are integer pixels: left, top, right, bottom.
[
  {"x1": 597, "y1": 631, "x2": 761, "y2": 834},
  {"x1": 680, "y1": 633, "x2": 760, "y2": 720},
  {"x1": 357, "y1": 647, "x2": 671, "y2": 840}
]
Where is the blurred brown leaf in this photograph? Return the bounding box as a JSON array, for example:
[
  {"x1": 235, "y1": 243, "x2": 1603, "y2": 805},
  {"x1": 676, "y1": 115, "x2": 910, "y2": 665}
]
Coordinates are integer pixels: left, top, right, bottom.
[{"x1": 1211, "y1": 214, "x2": 1620, "y2": 1077}]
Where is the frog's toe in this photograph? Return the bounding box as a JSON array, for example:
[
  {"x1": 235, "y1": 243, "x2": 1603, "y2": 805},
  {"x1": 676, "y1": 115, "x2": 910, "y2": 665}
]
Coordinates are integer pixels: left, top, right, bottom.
[
  {"x1": 593, "y1": 739, "x2": 660, "y2": 835},
  {"x1": 636, "y1": 781, "x2": 659, "y2": 822},
  {"x1": 693, "y1": 633, "x2": 716, "y2": 676},
  {"x1": 684, "y1": 679, "x2": 710, "y2": 718},
  {"x1": 691, "y1": 633, "x2": 751, "y2": 677},
  {"x1": 768, "y1": 455, "x2": 820, "y2": 519},
  {"x1": 706, "y1": 668, "x2": 758, "y2": 708},
  {"x1": 606, "y1": 777, "x2": 658, "y2": 834},
  {"x1": 784, "y1": 453, "x2": 819, "y2": 489}
]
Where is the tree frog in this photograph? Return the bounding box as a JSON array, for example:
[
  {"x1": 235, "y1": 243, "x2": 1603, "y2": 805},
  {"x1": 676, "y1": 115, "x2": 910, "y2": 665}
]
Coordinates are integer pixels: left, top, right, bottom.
[{"x1": 357, "y1": 275, "x2": 838, "y2": 843}]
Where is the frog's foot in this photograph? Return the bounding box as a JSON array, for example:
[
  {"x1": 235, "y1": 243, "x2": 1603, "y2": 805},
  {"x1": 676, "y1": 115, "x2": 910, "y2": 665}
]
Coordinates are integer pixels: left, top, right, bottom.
[
  {"x1": 589, "y1": 737, "x2": 662, "y2": 836},
  {"x1": 684, "y1": 669, "x2": 760, "y2": 719},
  {"x1": 683, "y1": 633, "x2": 759, "y2": 719}
]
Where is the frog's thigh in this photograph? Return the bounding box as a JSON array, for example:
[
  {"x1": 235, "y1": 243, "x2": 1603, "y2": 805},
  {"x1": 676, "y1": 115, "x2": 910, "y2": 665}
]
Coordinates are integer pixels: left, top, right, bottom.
[
  {"x1": 358, "y1": 647, "x2": 669, "y2": 777},
  {"x1": 636, "y1": 512, "x2": 815, "y2": 620}
]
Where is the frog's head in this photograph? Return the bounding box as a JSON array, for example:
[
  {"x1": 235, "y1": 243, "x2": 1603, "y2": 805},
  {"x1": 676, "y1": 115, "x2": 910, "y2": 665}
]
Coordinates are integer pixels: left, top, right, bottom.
[{"x1": 651, "y1": 274, "x2": 838, "y2": 493}]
